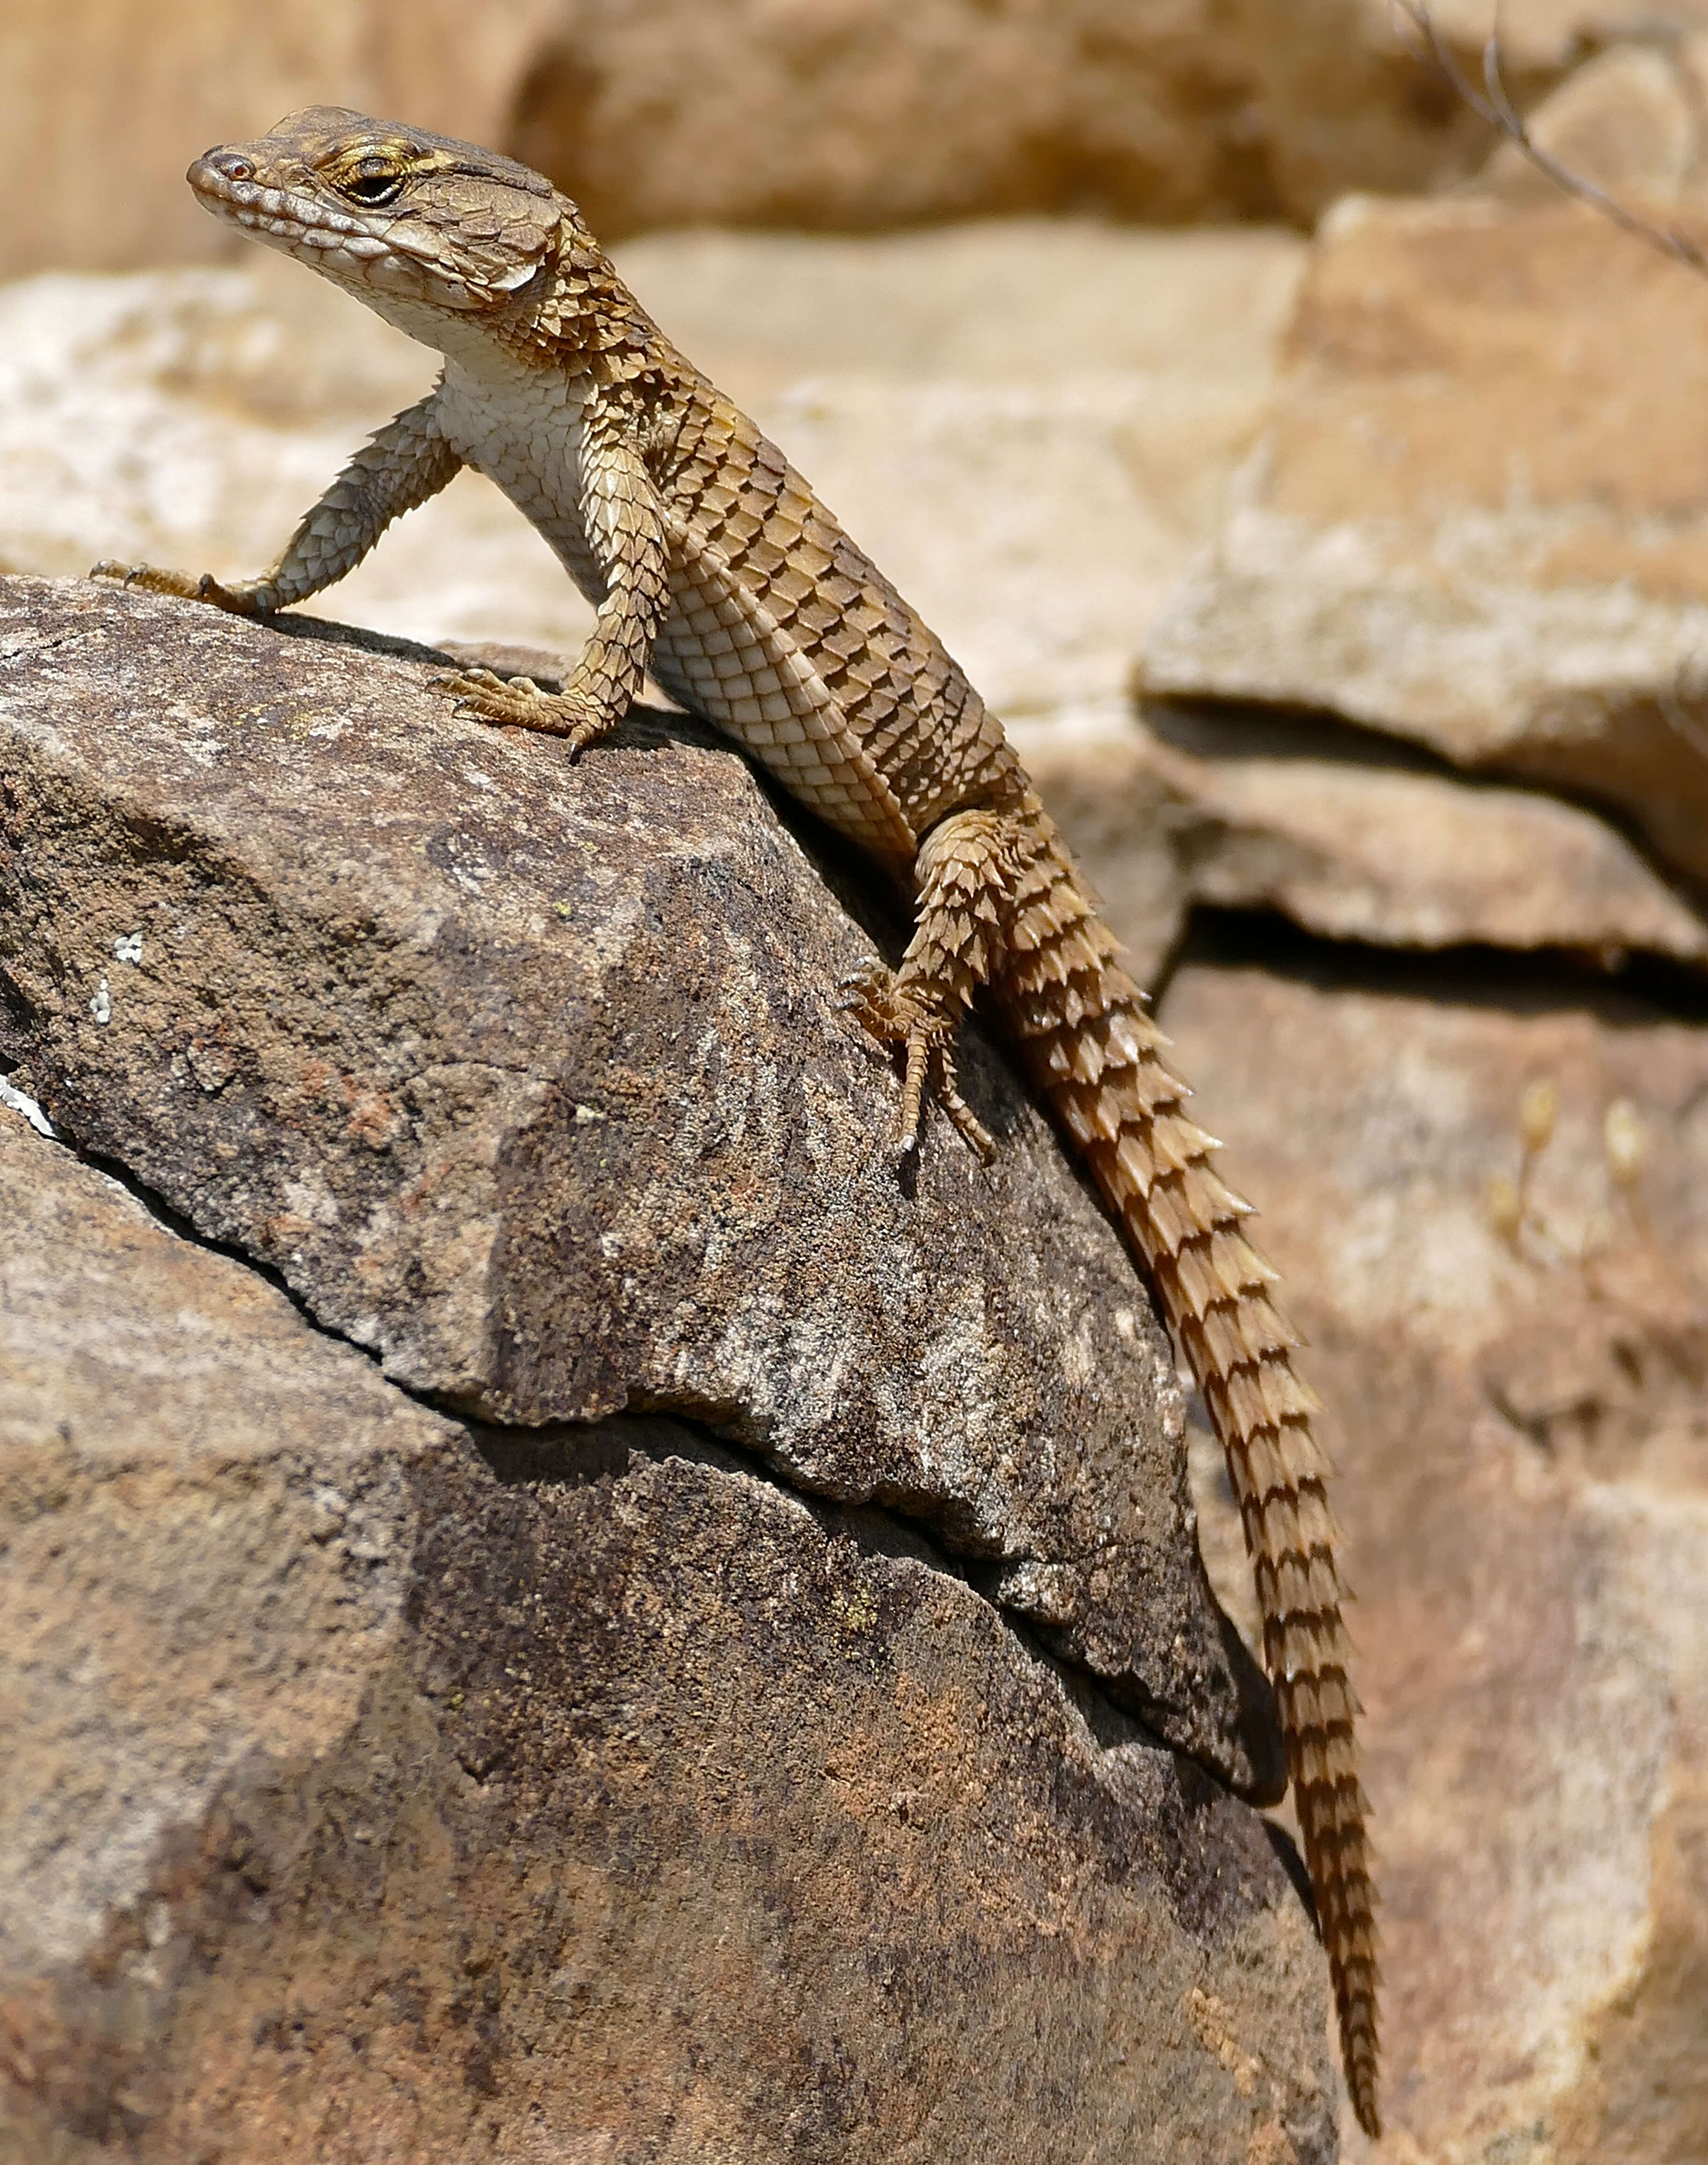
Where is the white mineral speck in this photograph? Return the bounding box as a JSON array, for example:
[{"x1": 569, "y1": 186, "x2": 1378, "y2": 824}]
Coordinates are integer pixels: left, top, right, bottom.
[
  {"x1": 89, "y1": 977, "x2": 111, "y2": 1024},
  {"x1": 0, "y1": 1077, "x2": 54, "y2": 1135}
]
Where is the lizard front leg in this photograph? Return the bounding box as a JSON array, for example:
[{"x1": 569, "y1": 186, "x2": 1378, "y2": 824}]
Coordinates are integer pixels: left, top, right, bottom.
[
  {"x1": 93, "y1": 390, "x2": 462, "y2": 615},
  {"x1": 840, "y1": 808, "x2": 1034, "y2": 1160},
  {"x1": 440, "y1": 387, "x2": 670, "y2": 755}
]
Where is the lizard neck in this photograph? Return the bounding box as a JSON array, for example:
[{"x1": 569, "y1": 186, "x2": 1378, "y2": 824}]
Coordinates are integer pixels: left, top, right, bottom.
[{"x1": 323, "y1": 198, "x2": 667, "y2": 392}]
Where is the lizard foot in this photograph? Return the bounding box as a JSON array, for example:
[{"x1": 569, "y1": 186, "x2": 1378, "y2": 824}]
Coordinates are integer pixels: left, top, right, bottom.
[
  {"x1": 89, "y1": 562, "x2": 274, "y2": 616},
  {"x1": 434, "y1": 667, "x2": 616, "y2": 754},
  {"x1": 836, "y1": 956, "x2": 995, "y2": 1163}
]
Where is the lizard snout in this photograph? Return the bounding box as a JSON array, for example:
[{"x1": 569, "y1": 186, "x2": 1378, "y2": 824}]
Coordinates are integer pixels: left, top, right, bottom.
[{"x1": 188, "y1": 148, "x2": 257, "y2": 193}]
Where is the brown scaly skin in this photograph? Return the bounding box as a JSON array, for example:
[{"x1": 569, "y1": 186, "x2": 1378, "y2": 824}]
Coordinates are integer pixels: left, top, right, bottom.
[{"x1": 94, "y1": 110, "x2": 1381, "y2": 2134}]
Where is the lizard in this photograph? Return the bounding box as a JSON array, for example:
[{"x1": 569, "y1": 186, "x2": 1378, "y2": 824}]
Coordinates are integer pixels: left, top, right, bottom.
[{"x1": 94, "y1": 109, "x2": 1382, "y2": 2136}]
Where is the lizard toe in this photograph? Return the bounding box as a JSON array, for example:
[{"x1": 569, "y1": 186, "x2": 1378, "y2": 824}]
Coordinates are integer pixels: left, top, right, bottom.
[
  {"x1": 91, "y1": 562, "x2": 270, "y2": 616},
  {"x1": 436, "y1": 670, "x2": 618, "y2": 744},
  {"x1": 90, "y1": 560, "x2": 199, "y2": 599},
  {"x1": 835, "y1": 958, "x2": 906, "y2": 1046}
]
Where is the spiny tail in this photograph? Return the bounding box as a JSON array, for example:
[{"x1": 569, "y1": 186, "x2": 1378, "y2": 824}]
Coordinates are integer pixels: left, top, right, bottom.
[{"x1": 993, "y1": 817, "x2": 1381, "y2": 2138}]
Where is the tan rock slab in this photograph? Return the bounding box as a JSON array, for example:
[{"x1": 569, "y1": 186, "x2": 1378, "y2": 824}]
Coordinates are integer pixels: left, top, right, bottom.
[
  {"x1": 0, "y1": 1108, "x2": 1337, "y2": 2163},
  {"x1": 0, "y1": 0, "x2": 562, "y2": 277},
  {"x1": 509, "y1": 0, "x2": 1708, "y2": 233},
  {"x1": 16, "y1": 0, "x2": 1708, "y2": 278},
  {"x1": 1016, "y1": 708, "x2": 1708, "y2": 989},
  {"x1": 1159, "y1": 958, "x2": 1708, "y2": 2160},
  {"x1": 0, "y1": 256, "x2": 593, "y2": 664},
  {"x1": 1142, "y1": 56, "x2": 1708, "y2": 887},
  {"x1": 0, "y1": 569, "x2": 1277, "y2": 1795}
]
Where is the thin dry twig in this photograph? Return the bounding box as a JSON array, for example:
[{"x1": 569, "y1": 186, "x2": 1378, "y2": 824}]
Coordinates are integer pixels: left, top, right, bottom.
[
  {"x1": 1396, "y1": 6, "x2": 1708, "y2": 763},
  {"x1": 1391, "y1": 0, "x2": 1708, "y2": 275}
]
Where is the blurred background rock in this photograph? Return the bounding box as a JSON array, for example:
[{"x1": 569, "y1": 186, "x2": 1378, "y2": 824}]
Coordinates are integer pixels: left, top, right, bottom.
[
  {"x1": 4, "y1": 3, "x2": 1708, "y2": 2159},
  {"x1": 9, "y1": 0, "x2": 1708, "y2": 272}
]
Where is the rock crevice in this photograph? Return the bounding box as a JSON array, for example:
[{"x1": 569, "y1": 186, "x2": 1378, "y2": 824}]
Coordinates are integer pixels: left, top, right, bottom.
[{"x1": 0, "y1": 1019, "x2": 1333, "y2": 2165}]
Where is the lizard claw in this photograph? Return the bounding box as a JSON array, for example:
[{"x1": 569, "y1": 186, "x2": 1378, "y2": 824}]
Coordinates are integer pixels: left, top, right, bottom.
[
  {"x1": 432, "y1": 667, "x2": 615, "y2": 752},
  {"x1": 835, "y1": 956, "x2": 901, "y2": 1038},
  {"x1": 91, "y1": 558, "x2": 180, "y2": 592},
  {"x1": 937, "y1": 1067, "x2": 997, "y2": 1162},
  {"x1": 834, "y1": 958, "x2": 994, "y2": 1162}
]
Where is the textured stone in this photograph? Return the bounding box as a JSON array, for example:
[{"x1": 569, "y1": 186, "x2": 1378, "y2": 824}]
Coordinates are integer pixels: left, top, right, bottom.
[
  {"x1": 0, "y1": 570, "x2": 1276, "y2": 1796},
  {"x1": 0, "y1": 226, "x2": 1303, "y2": 728},
  {"x1": 1017, "y1": 707, "x2": 1708, "y2": 990},
  {"x1": 0, "y1": 1108, "x2": 1337, "y2": 2163},
  {"x1": 1161, "y1": 957, "x2": 1708, "y2": 2160},
  {"x1": 1142, "y1": 47, "x2": 1708, "y2": 888},
  {"x1": 514, "y1": 0, "x2": 1281, "y2": 232}
]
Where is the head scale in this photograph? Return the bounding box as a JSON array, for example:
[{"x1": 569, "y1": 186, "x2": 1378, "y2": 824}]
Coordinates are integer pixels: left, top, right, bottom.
[{"x1": 186, "y1": 108, "x2": 567, "y2": 316}]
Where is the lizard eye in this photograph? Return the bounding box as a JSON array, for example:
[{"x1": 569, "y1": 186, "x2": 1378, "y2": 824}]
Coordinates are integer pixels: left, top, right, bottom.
[{"x1": 340, "y1": 163, "x2": 405, "y2": 207}]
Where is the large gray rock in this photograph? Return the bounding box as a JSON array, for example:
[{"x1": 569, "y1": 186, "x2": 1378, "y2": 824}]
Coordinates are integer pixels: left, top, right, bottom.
[
  {"x1": 0, "y1": 569, "x2": 1274, "y2": 1797},
  {"x1": 0, "y1": 1107, "x2": 1337, "y2": 2163}
]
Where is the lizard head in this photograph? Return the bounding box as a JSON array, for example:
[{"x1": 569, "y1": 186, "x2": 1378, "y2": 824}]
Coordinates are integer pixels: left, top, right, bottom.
[{"x1": 186, "y1": 109, "x2": 564, "y2": 315}]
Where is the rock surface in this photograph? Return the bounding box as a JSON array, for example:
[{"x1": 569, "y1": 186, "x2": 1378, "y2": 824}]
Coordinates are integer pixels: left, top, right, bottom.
[
  {"x1": 0, "y1": 1108, "x2": 1337, "y2": 2163},
  {"x1": 1018, "y1": 706, "x2": 1708, "y2": 989},
  {"x1": 1142, "y1": 48, "x2": 1708, "y2": 889},
  {"x1": 0, "y1": 569, "x2": 1276, "y2": 1797},
  {"x1": 0, "y1": 228, "x2": 1303, "y2": 729},
  {"x1": 1163, "y1": 953, "x2": 1708, "y2": 2160}
]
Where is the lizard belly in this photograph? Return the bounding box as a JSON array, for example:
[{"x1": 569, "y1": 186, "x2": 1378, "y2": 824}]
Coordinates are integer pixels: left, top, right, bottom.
[
  {"x1": 651, "y1": 529, "x2": 919, "y2": 867},
  {"x1": 436, "y1": 358, "x2": 916, "y2": 865}
]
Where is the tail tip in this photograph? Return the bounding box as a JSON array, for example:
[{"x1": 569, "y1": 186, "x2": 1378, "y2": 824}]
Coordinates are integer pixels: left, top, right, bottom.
[{"x1": 1348, "y1": 2058, "x2": 1381, "y2": 2140}]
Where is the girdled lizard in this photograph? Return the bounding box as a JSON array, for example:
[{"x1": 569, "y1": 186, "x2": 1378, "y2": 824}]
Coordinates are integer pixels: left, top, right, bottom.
[{"x1": 96, "y1": 110, "x2": 1381, "y2": 2135}]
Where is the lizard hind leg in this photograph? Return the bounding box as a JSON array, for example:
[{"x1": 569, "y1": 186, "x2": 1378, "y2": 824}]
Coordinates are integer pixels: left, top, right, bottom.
[{"x1": 837, "y1": 808, "x2": 1033, "y2": 1161}]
